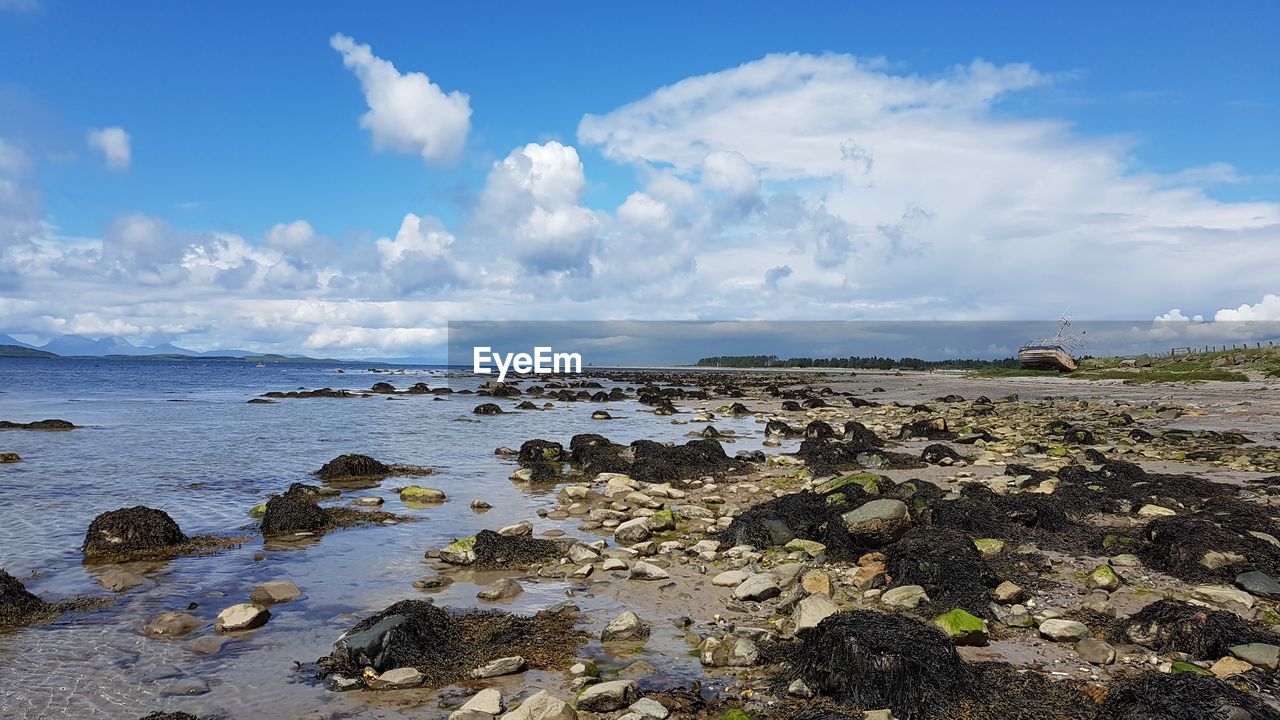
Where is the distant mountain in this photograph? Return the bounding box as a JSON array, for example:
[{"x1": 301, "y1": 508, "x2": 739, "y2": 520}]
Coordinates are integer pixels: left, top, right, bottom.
[
  {"x1": 0, "y1": 334, "x2": 35, "y2": 349},
  {"x1": 42, "y1": 334, "x2": 146, "y2": 356},
  {"x1": 0, "y1": 344, "x2": 57, "y2": 358},
  {"x1": 38, "y1": 334, "x2": 204, "y2": 357}
]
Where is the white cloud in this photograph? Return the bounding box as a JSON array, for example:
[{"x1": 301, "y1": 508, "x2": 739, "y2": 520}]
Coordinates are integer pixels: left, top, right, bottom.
[
  {"x1": 476, "y1": 141, "x2": 602, "y2": 273},
  {"x1": 577, "y1": 52, "x2": 1280, "y2": 321},
  {"x1": 86, "y1": 127, "x2": 132, "y2": 170},
  {"x1": 0, "y1": 139, "x2": 29, "y2": 174},
  {"x1": 1215, "y1": 294, "x2": 1280, "y2": 322},
  {"x1": 330, "y1": 33, "x2": 471, "y2": 165}
]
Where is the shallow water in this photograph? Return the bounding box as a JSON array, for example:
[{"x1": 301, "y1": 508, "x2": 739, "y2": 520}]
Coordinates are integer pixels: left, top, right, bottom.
[{"x1": 0, "y1": 358, "x2": 779, "y2": 719}]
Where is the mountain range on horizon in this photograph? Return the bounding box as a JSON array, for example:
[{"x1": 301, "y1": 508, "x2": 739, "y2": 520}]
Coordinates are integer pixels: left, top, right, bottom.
[{"x1": 1, "y1": 332, "x2": 261, "y2": 358}]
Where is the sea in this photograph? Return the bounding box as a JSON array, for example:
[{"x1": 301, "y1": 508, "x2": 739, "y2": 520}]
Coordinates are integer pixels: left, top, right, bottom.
[{"x1": 0, "y1": 357, "x2": 779, "y2": 719}]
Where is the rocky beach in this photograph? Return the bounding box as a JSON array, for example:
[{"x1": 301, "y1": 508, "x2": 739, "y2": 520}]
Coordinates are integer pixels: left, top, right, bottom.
[{"x1": 4, "y1": 359, "x2": 1280, "y2": 720}]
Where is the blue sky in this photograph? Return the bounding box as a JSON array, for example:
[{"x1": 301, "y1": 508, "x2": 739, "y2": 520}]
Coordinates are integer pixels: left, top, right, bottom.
[{"x1": 1, "y1": 1, "x2": 1278, "y2": 358}]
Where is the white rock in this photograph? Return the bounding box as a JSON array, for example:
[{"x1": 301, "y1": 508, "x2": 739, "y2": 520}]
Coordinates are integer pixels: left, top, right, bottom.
[
  {"x1": 214, "y1": 603, "x2": 270, "y2": 633},
  {"x1": 499, "y1": 690, "x2": 577, "y2": 720},
  {"x1": 712, "y1": 570, "x2": 749, "y2": 587},
  {"x1": 793, "y1": 594, "x2": 838, "y2": 633},
  {"x1": 451, "y1": 687, "x2": 505, "y2": 720}
]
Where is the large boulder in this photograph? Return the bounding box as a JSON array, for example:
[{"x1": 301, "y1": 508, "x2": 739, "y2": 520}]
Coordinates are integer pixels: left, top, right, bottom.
[
  {"x1": 82, "y1": 506, "x2": 188, "y2": 558},
  {"x1": 840, "y1": 499, "x2": 911, "y2": 546}
]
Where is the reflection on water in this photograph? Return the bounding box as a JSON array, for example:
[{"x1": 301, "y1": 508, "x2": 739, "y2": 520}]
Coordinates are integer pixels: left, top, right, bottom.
[{"x1": 0, "y1": 359, "x2": 776, "y2": 718}]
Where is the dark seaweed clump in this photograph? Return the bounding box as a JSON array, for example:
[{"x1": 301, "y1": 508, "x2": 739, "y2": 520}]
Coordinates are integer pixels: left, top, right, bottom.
[
  {"x1": 315, "y1": 453, "x2": 391, "y2": 480},
  {"x1": 629, "y1": 438, "x2": 741, "y2": 485},
  {"x1": 319, "y1": 599, "x2": 585, "y2": 688},
  {"x1": 785, "y1": 611, "x2": 969, "y2": 719},
  {"x1": 0, "y1": 569, "x2": 50, "y2": 626},
  {"x1": 882, "y1": 527, "x2": 998, "y2": 617},
  {"x1": 1115, "y1": 599, "x2": 1273, "y2": 659},
  {"x1": 82, "y1": 506, "x2": 188, "y2": 558},
  {"x1": 471, "y1": 529, "x2": 565, "y2": 570}
]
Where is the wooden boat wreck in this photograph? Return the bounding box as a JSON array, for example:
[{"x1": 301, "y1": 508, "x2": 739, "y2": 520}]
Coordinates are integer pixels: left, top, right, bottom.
[{"x1": 1018, "y1": 317, "x2": 1085, "y2": 372}]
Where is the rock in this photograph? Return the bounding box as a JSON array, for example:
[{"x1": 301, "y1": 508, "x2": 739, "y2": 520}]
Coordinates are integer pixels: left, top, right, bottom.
[
  {"x1": 993, "y1": 581, "x2": 1025, "y2": 604},
  {"x1": 1085, "y1": 565, "x2": 1122, "y2": 591},
  {"x1": 602, "y1": 558, "x2": 628, "y2": 571},
  {"x1": 1210, "y1": 656, "x2": 1254, "y2": 678},
  {"x1": 452, "y1": 688, "x2": 505, "y2": 720},
  {"x1": 1075, "y1": 638, "x2": 1116, "y2": 665},
  {"x1": 712, "y1": 570, "x2": 750, "y2": 587},
  {"x1": 733, "y1": 573, "x2": 781, "y2": 601},
  {"x1": 215, "y1": 603, "x2": 270, "y2": 632},
  {"x1": 413, "y1": 576, "x2": 454, "y2": 591},
  {"x1": 477, "y1": 578, "x2": 524, "y2": 601},
  {"x1": 96, "y1": 567, "x2": 151, "y2": 592},
  {"x1": 1234, "y1": 571, "x2": 1280, "y2": 599},
  {"x1": 601, "y1": 611, "x2": 650, "y2": 642},
  {"x1": 1137, "y1": 504, "x2": 1176, "y2": 517},
  {"x1": 352, "y1": 496, "x2": 383, "y2": 507},
  {"x1": 784, "y1": 538, "x2": 826, "y2": 558},
  {"x1": 881, "y1": 585, "x2": 928, "y2": 609},
  {"x1": 728, "y1": 636, "x2": 760, "y2": 666},
  {"x1": 1192, "y1": 584, "x2": 1255, "y2": 611},
  {"x1": 628, "y1": 697, "x2": 670, "y2": 719},
  {"x1": 1231, "y1": 643, "x2": 1280, "y2": 671},
  {"x1": 614, "y1": 517, "x2": 653, "y2": 545},
  {"x1": 567, "y1": 544, "x2": 600, "y2": 563},
  {"x1": 185, "y1": 635, "x2": 225, "y2": 655},
  {"x1": 618, "y1": 658, "x2": 658, "y2": 677},
  {"x1": 1110, "y1": 553, "x2": 1141, "y2": 567},
  {"x1": 840, "y1": 499, "x2": 911, "y2": 545},
  {"x1": 629, "y1": 561, "x2": 669, "y2": 581},
  {"x1": 973, "y1": 538, "x2": 1005, "y2": 558},
  {"x1": 1201, "y1": 550, "x2": 1247, "y2": 571},
  {"x1": 500, "y1": 690, "x2": 576, "y2": 720},
  {"x1": 793, "y1": 594, "x2": 839, "y2": 632},
  {"x1": 498, "y1": 521, "x2": 533, "y2": 537},
  {"x1": 576, "y1": 680, "x2": 640, "y2": 712},
  {"x1": 145, "y1": 611, "x2": 202, "y2": 637},
  {"x1": 368, "y1": 666, "x2": 425, "y2": 689},
  {"x1": 1038, "y1": 619, "x2": 1090, "y2": 642},
  {"x1": 472, "y1": 500, "x2": 493, "y2": 510},
  {"x1": 0, "y1": 453, "x2": 19, "y2": 463},
  {"x1": 401, "y1": 486, "x2": 446, "y2": 503},
  {"x1": 933, "y1": 609, "x2": 988, "y2": 646},
  {"x1": 645, "y1": 509, "x2": 677, "y2": 531},
  {"x1": 82, "y1": 506, "x2": 188, "y2": 558},
  {"x1": 470, "y1": 655, "x2": 527, "y2": 678},
  {"x1": 787, "y1": 678, "x2": 814, "y2": 698},
  {"x1": 250, "y1": 580, "x2": 301, "y2": 605},
  {"x1": 441, "y1": 535, "x2": 478, "y2": 565},
  {"x1": 801, "y1": 569, "x2": 831, "y2": 596}
]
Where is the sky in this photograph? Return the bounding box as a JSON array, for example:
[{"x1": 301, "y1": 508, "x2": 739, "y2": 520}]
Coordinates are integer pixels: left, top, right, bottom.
[{"x1": 1, "y1": 1, "x2": 1278, "y2": 360}]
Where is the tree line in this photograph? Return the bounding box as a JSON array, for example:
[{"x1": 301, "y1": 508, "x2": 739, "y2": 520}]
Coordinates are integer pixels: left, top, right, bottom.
[{"x1": 693, "y1": 355, "x2": 1020, "y2": 370}]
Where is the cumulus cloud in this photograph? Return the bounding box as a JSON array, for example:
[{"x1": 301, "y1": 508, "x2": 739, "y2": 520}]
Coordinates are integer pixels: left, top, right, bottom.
[
  {"x1": 86, "y1": 127, "x2": 132, "y2": 170},
  {"x1": 577, "y1": 52, "x2": 1280, "y2": 321},
  {"x1": 330, "y1": 33, "x2": 471, "y2": 165},
  {"x1": 1215, "y1": 294, "x2": 1280, "y2": 322},
  {"x1": 476, "y1": 141, "x2": 602, "y2": 274}
]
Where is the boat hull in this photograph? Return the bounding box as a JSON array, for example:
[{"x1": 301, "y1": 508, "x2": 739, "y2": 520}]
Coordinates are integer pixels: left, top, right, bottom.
[{"x1": 1018, "y1": 346, "x2": 1078, "y2": 372}]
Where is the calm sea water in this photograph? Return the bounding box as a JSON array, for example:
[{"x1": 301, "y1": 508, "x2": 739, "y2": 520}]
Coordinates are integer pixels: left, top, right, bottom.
[{"x1": 0, "y1": 358, "x2": 780, "y2": 719}]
